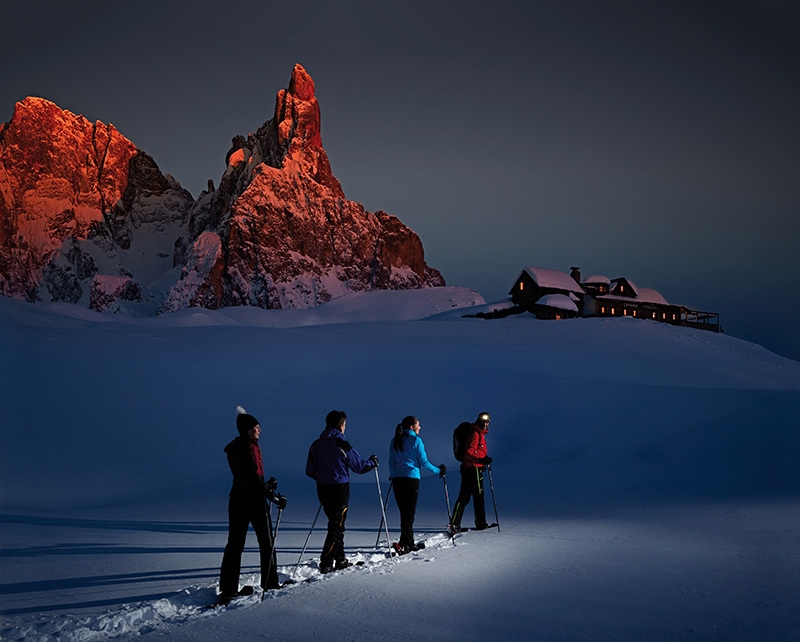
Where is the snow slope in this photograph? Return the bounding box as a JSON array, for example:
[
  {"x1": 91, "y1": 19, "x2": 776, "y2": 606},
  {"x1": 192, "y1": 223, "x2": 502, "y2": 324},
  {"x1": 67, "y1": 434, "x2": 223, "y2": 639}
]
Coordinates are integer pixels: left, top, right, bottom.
[{"x1": 1, "y1": 288, "x2": 798, "y2": 641}]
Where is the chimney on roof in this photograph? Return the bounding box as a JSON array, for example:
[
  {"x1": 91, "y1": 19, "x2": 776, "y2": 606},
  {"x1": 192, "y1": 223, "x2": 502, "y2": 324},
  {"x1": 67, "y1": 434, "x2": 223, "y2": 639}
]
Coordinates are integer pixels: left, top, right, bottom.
[{"x1": 570, "y1": 266, "x2": 581, "y2": 284}]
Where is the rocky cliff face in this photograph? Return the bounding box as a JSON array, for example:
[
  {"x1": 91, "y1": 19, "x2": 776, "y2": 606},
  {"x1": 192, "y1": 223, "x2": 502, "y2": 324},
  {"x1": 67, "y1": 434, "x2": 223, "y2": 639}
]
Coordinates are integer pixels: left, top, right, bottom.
[
  {"x1": 163, "y1": 64, "x2": 444, "y2": 311},
  {"x1": 0, "y1": 64, "x2": 444, "y2": 314},
  {"x1": 0, "y1": 96, "x2": 194, "y2": 312}
]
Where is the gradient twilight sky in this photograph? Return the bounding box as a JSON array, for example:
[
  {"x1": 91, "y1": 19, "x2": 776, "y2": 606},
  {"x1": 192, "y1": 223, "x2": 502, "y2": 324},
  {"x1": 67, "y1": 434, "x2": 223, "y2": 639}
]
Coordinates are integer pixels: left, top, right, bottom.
[{"x1": 3, "y1": 1, "x2": 799, "y2": 360}]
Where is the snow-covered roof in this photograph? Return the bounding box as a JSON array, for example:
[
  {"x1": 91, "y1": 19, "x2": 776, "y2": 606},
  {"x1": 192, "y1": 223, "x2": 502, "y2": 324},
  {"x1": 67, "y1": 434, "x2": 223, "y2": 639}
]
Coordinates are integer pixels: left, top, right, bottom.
[
  {"x1": 583, "y1": 274, "x2": 610, "y2": 285},
  {"x1": 521, "y1": 266, "x2": 584, "y2": 294},
  {"x1": 536, "y1": 293, "x2": 579, "y2": 312},
  {"x1": 636, "y1": 287, "x2": 669, "y2": 305},
  {"x1": 598, "y1": 287, "x2": 670, "y2": 305},
  {"x1": 611, "y1": 277, "x2": 639, "y2": 297}
]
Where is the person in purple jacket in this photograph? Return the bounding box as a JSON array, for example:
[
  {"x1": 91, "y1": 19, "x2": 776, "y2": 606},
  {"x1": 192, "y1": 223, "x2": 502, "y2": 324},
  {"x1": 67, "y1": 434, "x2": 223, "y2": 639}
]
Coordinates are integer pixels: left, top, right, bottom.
[{"x1": 305, "y1": 410, "x2": 378, "y2": 574}]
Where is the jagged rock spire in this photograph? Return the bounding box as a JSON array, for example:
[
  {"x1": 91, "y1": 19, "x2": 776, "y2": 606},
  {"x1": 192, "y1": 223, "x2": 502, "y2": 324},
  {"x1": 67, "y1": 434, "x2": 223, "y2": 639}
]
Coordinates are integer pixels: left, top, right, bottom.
[
  {"x1": 265, "y1": 63, "x2": 343, "y2": 197},
  {"x1": 165, "y1": 64, "x2": 444, "y2": 312}
]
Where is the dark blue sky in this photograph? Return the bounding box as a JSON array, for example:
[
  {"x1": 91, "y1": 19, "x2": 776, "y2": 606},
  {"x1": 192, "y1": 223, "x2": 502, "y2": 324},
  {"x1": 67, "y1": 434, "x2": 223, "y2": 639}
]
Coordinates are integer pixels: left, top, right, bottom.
[{"x1": 3, "y1": 1, "x2": 798, "y2": 360}]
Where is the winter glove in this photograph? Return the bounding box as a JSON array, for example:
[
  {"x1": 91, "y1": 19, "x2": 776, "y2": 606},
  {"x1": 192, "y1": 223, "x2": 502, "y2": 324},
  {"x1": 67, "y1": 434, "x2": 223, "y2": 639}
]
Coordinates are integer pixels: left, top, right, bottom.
[
  {"x1": 266, "y1": 476, "x2": 278, "y2": 493},
  {"x1": 368, "y1": 455, "x2": 379, "y2": 467},
  {"x1": 482, "y1": 456, "x2": 493, "y2": 465},
  {"x1": 276, "y1": 494, "x2": 287, "y2": 510},
  {"x1": 438, "y1": 464, "x2": 447, "y2": 478}
]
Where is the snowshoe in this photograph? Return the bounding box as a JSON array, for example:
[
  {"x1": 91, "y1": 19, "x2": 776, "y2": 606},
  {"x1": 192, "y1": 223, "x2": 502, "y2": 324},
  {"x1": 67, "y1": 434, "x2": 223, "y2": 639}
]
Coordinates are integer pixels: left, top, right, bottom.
[
  {"x1": 393, "y1": 541, "x2": 425, "y2": 555},
  {"x1": 206, "y1": 585, "x2": 254, "y2": 608},
  {"x1": 319, "y1": 559, "x2": 364, "y2": 575}
]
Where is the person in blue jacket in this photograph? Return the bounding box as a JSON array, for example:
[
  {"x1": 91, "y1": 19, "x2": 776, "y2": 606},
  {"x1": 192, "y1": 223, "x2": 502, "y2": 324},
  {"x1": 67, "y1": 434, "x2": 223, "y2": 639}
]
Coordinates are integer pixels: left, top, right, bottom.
[
  {"x1": 306, "y1": 410, "x2": 378, "y2": 573},
  {"x1": 388, "y1": 415, "x2": 446, "y2": 554}
]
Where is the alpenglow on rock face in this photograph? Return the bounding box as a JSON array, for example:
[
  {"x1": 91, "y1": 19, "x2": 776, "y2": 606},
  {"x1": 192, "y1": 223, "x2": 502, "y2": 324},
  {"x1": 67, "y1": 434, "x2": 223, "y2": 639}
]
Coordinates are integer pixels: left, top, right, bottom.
[
  {"x1": 163, "y1": 64, "x2": 444, "y2": 311},
  {"x1": 0, "y1": 64, "x2": 444, "y2": 314},
  {"x1": 0, "y1": 96, "x2": 194, "y2": 313}
]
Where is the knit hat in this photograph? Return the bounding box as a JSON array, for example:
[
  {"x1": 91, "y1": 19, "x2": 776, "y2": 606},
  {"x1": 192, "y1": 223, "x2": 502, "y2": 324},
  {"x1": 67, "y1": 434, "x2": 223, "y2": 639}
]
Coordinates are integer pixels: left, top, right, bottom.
[{"x1": 236, "y1": 405, "x2": 259, "y2": 435}]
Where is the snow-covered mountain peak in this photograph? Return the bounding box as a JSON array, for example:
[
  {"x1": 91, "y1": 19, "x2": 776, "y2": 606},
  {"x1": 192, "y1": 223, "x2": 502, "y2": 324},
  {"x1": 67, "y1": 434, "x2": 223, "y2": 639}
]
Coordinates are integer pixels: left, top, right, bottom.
[{"x1": 1, "y1": 65, "x2": 444, "y2": 315}]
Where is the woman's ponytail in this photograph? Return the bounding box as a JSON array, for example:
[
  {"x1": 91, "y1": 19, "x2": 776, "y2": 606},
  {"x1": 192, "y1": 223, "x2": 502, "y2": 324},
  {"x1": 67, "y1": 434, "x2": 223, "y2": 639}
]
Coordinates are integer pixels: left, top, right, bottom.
[{"x1": 391, "y1": 423, "x2": 405, "y2": 451}]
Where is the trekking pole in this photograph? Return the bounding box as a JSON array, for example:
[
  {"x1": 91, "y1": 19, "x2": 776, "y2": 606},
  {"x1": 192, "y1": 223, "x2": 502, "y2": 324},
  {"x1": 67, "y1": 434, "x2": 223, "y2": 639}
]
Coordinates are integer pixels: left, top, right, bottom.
[
  {"x1": 443, "y1": 473, "x2": 457, "y2": 546},
  {"x1": 486, "y1": 465, "x2": 500, "y2": 532},
  {"x1": 373, "y1": 466, "x2": 394, "y2": 556},
  {"x1": 375, "y1": 479, "x2": 394, "y2": 547},
  {"x1": 261, "y1": 499, "x2": 284, "y2": 601},
  {"x1": 443, "y1": 474, "x2": 452, "y2": 523},
  {"x1": 293, "y1": 504, "x2": 322, "y2": 580}
]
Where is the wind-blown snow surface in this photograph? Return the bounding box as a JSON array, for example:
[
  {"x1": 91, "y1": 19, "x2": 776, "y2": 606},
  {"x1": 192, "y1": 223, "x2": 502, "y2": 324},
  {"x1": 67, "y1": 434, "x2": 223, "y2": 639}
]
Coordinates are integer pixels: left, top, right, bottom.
[{"x1": 1, "y1": 287, "x2": 798, "y2": 641}]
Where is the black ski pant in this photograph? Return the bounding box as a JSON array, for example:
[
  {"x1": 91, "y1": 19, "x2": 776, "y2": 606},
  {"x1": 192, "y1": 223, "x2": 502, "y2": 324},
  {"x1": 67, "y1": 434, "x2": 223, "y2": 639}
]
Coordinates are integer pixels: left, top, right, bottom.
[
  {"x1": 451, "y1": 466, "x2": 488, "y2": 529},
  {"x1": 219, "y1": 493, "x2": 279, "y2": 594},
  {"x1": 316, "y1": 482, "x2": 350, "y2": 569},
  {"x1": 392, "y1": 477, "x2": 420, "y2": 549}
]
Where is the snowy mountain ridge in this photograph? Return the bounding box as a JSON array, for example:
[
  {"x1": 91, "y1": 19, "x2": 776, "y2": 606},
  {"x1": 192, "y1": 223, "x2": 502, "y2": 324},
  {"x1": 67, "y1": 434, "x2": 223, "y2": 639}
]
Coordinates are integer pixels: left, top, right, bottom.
[
  {"x1": 0, "y1": 65, "x2": 444, "y2": 315},
  {"x1": 0, "y1": 285, "x2": 485, "y2": 328}
]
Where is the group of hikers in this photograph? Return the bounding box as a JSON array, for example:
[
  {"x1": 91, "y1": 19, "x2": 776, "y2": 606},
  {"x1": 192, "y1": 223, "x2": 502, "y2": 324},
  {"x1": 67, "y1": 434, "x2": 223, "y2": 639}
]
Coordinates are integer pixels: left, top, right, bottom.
[{"x1": 215, "y1": 407, "x2": 495, "y2": 606}]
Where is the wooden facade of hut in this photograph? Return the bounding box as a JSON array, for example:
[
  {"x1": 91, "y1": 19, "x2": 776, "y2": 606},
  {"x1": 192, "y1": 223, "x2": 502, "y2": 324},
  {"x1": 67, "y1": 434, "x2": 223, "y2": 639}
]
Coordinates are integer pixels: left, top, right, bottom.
[{"x1": 591, "y1": 278, "x2": 683, "y2": 324}]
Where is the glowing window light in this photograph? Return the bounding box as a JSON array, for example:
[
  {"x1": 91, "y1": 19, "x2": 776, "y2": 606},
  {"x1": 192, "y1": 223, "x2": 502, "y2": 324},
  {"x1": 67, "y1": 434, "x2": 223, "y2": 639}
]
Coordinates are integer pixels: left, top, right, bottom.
[{"x1": 519, "y1": 282, "x2": 524, "y2": 291}]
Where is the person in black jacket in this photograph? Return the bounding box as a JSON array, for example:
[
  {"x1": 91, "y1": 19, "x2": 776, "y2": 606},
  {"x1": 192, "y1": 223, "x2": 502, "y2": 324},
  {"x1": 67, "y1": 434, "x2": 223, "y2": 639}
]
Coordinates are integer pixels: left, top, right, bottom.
[{"x1": 217, "y1": 407, "x2": 287, "y2": 605}]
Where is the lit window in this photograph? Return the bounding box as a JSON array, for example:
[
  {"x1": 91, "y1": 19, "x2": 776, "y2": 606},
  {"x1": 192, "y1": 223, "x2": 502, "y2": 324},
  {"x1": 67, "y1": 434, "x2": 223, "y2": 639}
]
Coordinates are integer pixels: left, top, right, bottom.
[
  {"x1": 611, "y1": 307, "x2": 616, "y2": 315},
  {"x1": 600, "y1": 306, "x2": 606, "y2": 314},
  {"x1": 519, "y1": 282, "x2": 524, "y2": 291},
  {"x1": 624, "y1": 309, "x2": 628, "y2": 316}
]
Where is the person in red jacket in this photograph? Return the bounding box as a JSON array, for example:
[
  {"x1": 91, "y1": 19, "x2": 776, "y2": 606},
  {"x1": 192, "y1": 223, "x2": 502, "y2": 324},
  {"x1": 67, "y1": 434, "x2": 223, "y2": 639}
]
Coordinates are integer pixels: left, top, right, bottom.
[
  {"x1": 449, "y1": 412, "x2": 494, "y2": 532},
  {"x1": 216, "y1": 407, "x2": 287, "y2": 605}
]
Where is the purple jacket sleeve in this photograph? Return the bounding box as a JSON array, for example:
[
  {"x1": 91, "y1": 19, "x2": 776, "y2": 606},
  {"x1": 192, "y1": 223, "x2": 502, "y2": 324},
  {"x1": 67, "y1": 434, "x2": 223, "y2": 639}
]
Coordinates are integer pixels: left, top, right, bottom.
[{"x1": 345, "y1": 446, "x2": 375, "y2": 474}]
